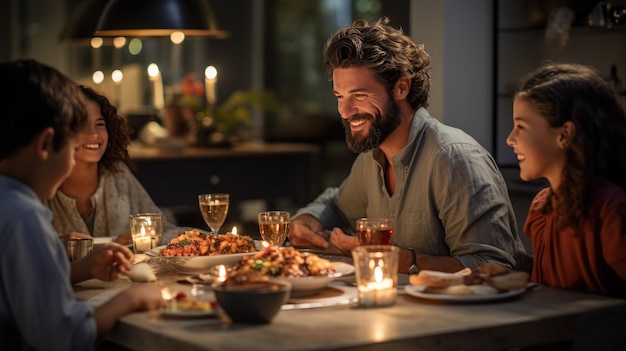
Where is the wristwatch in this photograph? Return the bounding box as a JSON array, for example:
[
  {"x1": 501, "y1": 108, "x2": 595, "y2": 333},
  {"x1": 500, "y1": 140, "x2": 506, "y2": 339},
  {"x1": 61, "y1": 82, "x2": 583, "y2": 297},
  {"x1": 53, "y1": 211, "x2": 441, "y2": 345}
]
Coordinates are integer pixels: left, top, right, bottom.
[{"x1": 408, "y1": 247, "x2": 419, "y2": 275}]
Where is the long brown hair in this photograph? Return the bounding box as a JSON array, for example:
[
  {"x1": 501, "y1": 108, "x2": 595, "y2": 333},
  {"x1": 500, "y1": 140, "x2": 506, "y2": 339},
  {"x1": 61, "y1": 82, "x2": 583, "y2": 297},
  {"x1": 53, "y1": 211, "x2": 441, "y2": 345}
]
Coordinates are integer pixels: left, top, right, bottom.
[{"x1": 516, "y1": 63, "x2": 626, "y2": 233}]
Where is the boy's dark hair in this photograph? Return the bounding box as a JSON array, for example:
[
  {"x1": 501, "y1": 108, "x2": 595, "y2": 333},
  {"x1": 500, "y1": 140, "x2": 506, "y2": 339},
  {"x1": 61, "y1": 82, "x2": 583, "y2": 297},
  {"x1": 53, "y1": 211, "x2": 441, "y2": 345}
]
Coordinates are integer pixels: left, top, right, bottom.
[
  {"x1": 0, "y1": 59, "x2": 87, "y2": 160},
  {"x1": 79, "y1": 85, "x2": 133, "y2": 172},
  {"x1": 323, "y1": 17, "x2": 431, "y2": 110}
]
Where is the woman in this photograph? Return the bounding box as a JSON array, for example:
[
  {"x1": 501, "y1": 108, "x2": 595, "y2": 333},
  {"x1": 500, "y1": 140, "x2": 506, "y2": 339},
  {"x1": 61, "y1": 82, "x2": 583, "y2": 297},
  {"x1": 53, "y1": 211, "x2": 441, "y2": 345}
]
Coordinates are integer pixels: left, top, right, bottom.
[{"x1": 45, "y1": 86, "x2": 179, "y2": 244}]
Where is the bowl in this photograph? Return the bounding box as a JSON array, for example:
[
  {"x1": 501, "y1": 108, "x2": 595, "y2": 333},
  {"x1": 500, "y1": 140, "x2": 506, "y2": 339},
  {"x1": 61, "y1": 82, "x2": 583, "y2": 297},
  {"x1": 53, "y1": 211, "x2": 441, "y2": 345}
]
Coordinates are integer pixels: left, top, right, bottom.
[{"x1": 213, "y1": 281, "x2": 291, "y2": 323}]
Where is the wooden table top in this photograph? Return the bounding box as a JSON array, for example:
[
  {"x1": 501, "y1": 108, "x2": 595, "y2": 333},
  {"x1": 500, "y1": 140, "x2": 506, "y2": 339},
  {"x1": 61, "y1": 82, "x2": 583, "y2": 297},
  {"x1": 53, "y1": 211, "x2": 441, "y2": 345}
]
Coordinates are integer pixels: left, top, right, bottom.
[{"x1": 75, "y1": 255, "x2": 626, "y2": 351}]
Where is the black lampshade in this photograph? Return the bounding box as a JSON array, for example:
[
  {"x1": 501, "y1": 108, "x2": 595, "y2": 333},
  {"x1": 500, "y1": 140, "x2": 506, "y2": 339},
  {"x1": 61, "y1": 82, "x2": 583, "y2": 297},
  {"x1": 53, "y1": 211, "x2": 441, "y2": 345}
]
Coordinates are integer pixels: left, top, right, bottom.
[
  {"x1": 59, "y1": 0, "x2": 112, "y2": 44},
  {"x1": 95, "y1": 0, "x2": 228, "y2": 37}
]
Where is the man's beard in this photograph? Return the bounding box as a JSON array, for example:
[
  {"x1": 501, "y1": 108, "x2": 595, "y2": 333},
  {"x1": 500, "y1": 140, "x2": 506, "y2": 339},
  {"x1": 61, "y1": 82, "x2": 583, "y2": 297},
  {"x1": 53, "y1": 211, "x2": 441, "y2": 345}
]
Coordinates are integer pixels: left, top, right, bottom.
[{"x1": 342, "y1": 99, "x2": 402, "y2": 153}]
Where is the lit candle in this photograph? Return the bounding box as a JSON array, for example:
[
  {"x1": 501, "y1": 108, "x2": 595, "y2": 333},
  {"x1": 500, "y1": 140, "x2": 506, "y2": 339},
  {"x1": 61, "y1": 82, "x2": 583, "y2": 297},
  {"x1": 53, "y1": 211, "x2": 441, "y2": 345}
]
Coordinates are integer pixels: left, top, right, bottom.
[
  {"x1": 170, "y1": 31, "x2": 184, "y2": 83},
  {"x1": 147, "y1": 63, "x2": 165, "y2": 110},
  {"x1": 231, "y1": 226, "x2": 238, "y2": 235},
  {"x1": 204, "y1": 65, "x2": 217, "y2": 107},
  {"x1": 111, "y1": 69, "x2": 123, "y2": 108},
  {"x1": 357, "y1": 266, "x2": 396, "y2": 307},
  {"x1": 133, "y1": 226, "x2": 152, "y2": 252},
  {"x1": 216, "y1": 265, "x2": 227, "y2": 283}
]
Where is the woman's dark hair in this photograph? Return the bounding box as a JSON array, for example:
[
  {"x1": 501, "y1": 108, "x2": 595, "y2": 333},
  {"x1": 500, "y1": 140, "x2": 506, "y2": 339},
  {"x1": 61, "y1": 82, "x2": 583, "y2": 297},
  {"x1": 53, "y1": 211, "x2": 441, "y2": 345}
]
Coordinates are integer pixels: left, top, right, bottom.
[
  {"x1": 516, "y1": 62, "x2": 626, "y2": 233},
  {"x1": 79, "y1": 85, "x2": 133, "y2": 172},
  {"x1": 323, "y1": 17, "x2": 431, "y2": 110}
]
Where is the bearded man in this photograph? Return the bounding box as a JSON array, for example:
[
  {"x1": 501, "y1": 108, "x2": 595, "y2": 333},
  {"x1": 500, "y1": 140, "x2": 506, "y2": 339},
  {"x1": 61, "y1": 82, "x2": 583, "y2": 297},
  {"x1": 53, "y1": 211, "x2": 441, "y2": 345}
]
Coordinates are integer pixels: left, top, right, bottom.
[{"x1": 287, "y1": 17, "x2": 528, "y2": 274}]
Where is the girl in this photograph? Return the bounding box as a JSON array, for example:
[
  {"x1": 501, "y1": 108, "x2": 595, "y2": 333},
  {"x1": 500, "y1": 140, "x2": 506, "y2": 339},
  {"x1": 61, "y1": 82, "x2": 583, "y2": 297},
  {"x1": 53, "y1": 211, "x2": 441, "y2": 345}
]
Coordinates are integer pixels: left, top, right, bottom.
[
  {"x1": 45, "y1": 86, "x2": 178, "y2": 245},
  {"x1": 506, "y1": 62, "x2": 626, "y2": 298}
]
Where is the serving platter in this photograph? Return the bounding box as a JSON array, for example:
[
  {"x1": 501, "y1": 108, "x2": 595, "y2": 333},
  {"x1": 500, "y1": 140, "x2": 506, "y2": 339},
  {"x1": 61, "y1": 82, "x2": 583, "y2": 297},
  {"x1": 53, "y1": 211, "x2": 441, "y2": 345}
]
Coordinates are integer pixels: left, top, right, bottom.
[
  {"x1": 276, "y1": 262, "x2": 354, "y2": 297},
  {"x1": 404, "y1": 285, "x2": 526, "y2": 303},
  {"x1": 146, "y1": 245, "x2": 258, "y2": 274}
]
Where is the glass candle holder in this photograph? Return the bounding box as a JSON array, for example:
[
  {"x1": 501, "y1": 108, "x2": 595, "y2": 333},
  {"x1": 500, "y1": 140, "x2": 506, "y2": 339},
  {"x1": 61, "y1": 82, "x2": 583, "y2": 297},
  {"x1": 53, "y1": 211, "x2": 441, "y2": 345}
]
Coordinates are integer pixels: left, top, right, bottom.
[
  {"x1": 351, "y1": 245, "x2": 399, "y2": 307},
  {"x1": 130, "y1": 213, "x2": 163, "y2": 254}
]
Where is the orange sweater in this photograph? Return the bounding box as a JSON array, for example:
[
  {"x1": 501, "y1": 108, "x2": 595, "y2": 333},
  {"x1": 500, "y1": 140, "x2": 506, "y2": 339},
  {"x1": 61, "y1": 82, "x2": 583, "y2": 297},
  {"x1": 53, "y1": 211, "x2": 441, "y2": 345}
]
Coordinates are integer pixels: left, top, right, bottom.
[{"x1": 525, "y1": 183, "x2": 626, "y2": 299}]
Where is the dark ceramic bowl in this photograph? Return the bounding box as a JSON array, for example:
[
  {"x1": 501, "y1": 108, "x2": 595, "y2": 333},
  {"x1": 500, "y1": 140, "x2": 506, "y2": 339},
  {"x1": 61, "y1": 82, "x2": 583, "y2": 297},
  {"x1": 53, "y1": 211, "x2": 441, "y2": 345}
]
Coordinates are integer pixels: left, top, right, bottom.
[{"x1": 213, "y1": 281, "x2": 291, "y2": 324}]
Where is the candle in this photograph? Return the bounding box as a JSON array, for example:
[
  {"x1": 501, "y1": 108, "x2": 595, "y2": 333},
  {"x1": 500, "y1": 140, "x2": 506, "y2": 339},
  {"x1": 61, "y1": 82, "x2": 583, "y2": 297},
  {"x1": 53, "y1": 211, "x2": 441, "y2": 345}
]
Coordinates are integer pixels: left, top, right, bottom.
[
  {"x1": 170, "y1": 31, "x2": 184, "y2": 83},
  {"x1": 204, "y1": 66, "x2": 217, "y2": 107},
  {"x1": 216, "y1": 265, "x2": 227, "y2": 283},
  {"x1": 147, "y1": 63, "x2": 165, "y2": 110},
  {"x1": 357, "y1": 266, "x2": 396, "y2": 307},
  {"x1": 231, "y1": 226, "x2": 238, "y2": 235},
  {"x1": 111, "y1": 69, "x2": 123, "y2": 108},
  {"x1": 134, "y1": 235, "x2": 152, "y2": 253}
]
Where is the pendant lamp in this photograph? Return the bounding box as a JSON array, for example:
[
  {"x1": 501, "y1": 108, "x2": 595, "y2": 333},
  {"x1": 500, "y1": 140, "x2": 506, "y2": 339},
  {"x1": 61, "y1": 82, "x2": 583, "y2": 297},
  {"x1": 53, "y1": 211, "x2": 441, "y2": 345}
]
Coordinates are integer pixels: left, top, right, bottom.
[
  {"x1": 59, "y1": 0, "x2": 112, "y2": 44},
  {"x1": 95, "y1": 0, "x2": 228, "y2": 38}
]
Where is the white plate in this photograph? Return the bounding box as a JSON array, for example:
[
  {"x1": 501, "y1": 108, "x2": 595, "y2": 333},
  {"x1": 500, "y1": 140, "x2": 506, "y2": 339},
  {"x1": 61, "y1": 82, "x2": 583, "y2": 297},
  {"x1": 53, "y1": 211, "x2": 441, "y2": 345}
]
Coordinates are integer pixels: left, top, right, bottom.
[
  {"x1": 404, "y1": 285, "x2": 526, "y2": 302},
  {"x1": 277, "y1": 262, "x2": 355, "y2": 296},
  {"x1": 160, "y1": 308, "x2": 217, "y2": 319},
  {"x1": 146, "y1": 245, "x2": 258, "y2": 274}
]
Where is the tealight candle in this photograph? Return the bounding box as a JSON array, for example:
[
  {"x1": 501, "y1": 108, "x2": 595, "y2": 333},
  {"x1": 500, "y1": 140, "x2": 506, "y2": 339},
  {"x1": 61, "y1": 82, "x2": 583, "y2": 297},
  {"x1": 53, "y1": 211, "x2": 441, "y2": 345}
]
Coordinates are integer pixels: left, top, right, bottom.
[
  {"x1": 130, "y1": 213, "x2": 163, "y2": 254},
  {"x1": 134, "y1": 235, "x2": 152, "y2": 253},
  {"x1": 352, "y1": 246, "x2": 400, "y2": 308},
  {"x1": 216, "y1": 265, "x2": 227, "y2": 283}
]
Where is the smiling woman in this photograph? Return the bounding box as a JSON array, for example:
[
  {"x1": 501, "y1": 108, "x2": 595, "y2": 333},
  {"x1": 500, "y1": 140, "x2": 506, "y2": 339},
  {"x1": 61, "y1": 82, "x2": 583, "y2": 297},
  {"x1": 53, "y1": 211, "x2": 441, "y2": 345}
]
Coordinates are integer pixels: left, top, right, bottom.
[{"x1": 43, "y1": 86, "x2": 181, "y2": 245}]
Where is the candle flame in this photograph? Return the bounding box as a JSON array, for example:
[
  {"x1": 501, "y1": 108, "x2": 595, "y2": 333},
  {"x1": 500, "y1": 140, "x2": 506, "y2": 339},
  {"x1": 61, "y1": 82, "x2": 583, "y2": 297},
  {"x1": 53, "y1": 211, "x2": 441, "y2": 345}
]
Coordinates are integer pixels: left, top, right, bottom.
[
  {"x1": 374, "y1": 266, "x2": 383, "y2": 283},
  {"x1": 217, "y1": 265, "x2": 227, "y2": 281},
  {"x1": 205, "y1": 66, "x2": 217, "y2": 80},
  {"x1": 231, "y1": 226, "x2": 237, "y2": 235},
  {"x1": 140, "y1": 226, "x2": 146, "y2": 236},
  {"x1": 261, "y1": 241, "x2": 270, "y2": 248},
  {"x1": 161, "y1": 287, "x2": 172, "y2": 300},
  {"x1": 147, "y1": 63, "x2": 160, "y2": 79}
]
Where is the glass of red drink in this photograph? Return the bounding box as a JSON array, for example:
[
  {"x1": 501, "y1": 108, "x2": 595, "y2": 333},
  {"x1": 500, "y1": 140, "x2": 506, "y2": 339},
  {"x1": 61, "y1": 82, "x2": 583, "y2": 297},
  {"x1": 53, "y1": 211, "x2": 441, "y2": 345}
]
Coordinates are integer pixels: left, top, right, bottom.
[{"x1": 356, "y1": 218, "x2": 393, "y2": 245}]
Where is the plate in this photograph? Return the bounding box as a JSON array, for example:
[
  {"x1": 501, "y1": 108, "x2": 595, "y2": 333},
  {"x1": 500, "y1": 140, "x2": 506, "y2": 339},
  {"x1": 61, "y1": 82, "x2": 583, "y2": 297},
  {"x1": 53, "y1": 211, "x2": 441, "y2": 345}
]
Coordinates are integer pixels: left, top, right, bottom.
[
  {"x1": 276, "y1": 262, "x2": 354, "y2": 296},
  {"x1": 160, "y1": 308, "x2": 217, "y2": 319},
  {"x1": 146, "y1": 245, "x2": 258, "y2": 274},
  {"x1": 404, "y1": 285, "x2": 526, "y2": 302}
]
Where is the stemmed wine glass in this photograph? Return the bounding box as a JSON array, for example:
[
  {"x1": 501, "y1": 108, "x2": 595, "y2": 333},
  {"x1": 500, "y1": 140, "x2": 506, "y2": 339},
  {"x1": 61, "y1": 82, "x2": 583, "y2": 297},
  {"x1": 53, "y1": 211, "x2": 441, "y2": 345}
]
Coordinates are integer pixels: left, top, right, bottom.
[
  {"x1": 258, "y1": 211, "x2": 290, "y2": 246},
  {"x1": 198, "y1": 193, "x2": 229, "y2": 235}
]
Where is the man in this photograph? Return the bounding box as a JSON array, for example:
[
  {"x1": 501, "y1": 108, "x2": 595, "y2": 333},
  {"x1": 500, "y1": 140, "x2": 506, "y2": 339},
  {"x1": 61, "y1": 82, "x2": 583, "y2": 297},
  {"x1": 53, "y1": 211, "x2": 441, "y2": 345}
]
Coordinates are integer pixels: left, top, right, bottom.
[{"x1": 288, "y1": 17, "x2": 527, "y2": 274}]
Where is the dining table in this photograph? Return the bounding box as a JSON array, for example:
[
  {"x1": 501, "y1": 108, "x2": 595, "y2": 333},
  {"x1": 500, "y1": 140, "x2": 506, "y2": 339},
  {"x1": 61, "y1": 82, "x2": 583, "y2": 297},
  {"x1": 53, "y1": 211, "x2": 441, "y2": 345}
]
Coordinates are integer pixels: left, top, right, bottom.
[{"x1": 74, "y1": 252, "x2": 626, "y2": 351}]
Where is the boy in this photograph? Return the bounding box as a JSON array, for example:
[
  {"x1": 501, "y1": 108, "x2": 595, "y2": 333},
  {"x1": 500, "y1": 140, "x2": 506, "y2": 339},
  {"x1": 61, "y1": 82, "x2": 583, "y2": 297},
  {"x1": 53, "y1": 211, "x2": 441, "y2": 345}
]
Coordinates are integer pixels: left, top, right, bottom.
[{"x1": 0, "y1": 59, "x2": 163, "y2": 350}]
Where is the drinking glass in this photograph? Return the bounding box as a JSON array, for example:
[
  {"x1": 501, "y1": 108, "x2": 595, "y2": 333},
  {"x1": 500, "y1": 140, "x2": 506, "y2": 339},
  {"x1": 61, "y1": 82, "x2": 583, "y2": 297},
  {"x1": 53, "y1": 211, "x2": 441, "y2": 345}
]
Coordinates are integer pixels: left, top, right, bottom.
[
  {"x1": 257, "y1": 211, "x2": 290, "y2": 246},
  {"x1": 198, "y1": 193, "x2": 229, "y2": 235},
  {"x1": 356, "y1": 218, "x2": 393, "y2": 245}
]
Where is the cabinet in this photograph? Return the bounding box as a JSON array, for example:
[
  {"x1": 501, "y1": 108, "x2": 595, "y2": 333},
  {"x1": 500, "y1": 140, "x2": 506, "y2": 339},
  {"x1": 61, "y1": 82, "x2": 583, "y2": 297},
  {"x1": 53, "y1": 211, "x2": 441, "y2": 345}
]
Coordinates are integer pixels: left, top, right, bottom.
[{"x1": 494, "y1": 0, "x2": 626, "y2": 166}]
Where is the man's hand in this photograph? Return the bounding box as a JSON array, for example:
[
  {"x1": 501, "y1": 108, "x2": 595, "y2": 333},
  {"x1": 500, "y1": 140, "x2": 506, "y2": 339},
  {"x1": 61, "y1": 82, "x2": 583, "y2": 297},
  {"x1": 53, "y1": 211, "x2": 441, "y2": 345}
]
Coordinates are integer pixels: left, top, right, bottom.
[
  {"x1": 288, "y1": 214, "x2": 330, "y2": 249},
  {"x1": 329, "y1": 228, "x2": 359, "y2": 256}
]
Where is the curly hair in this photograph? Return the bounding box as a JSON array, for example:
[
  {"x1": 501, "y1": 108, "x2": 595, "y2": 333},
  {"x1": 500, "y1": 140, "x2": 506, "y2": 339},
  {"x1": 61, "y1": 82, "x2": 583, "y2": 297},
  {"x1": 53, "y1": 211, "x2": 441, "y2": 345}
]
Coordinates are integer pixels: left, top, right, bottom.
[
  {"x1": 79, "y1": 86, "x2": 134, "y2": 173},
  {"x1": 323, "y1": 17, "x2": 431, "y2": 110},
  {"x1": 516, "y1": 63, "x2": 626, "y2": 234}
]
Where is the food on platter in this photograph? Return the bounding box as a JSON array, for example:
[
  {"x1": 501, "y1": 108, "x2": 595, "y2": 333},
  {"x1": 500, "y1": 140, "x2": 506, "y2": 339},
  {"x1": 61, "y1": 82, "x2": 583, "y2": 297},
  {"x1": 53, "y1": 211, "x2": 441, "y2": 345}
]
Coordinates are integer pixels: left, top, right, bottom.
[
  {"x1": 485, "y1": 271, "x2": 530, "y2": 291},
  {"x1": 159, "y1": 230, "x2": 257, "y2": 257},
  {"x1": 129, "y1": 262, "x2": 157, "y2": 282},
  {"x1": 166, "y1": 292, "x2": 216, "y2": 312},
  {"x1": 232, "y1": 245, "x2": 336, "y2": 278},
  {"x1": 409, "y1": 269, "x2": 529, "y2": 295},
  {"x1": 409, "y1": 270, "x2": 464, "y2": 288}
]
